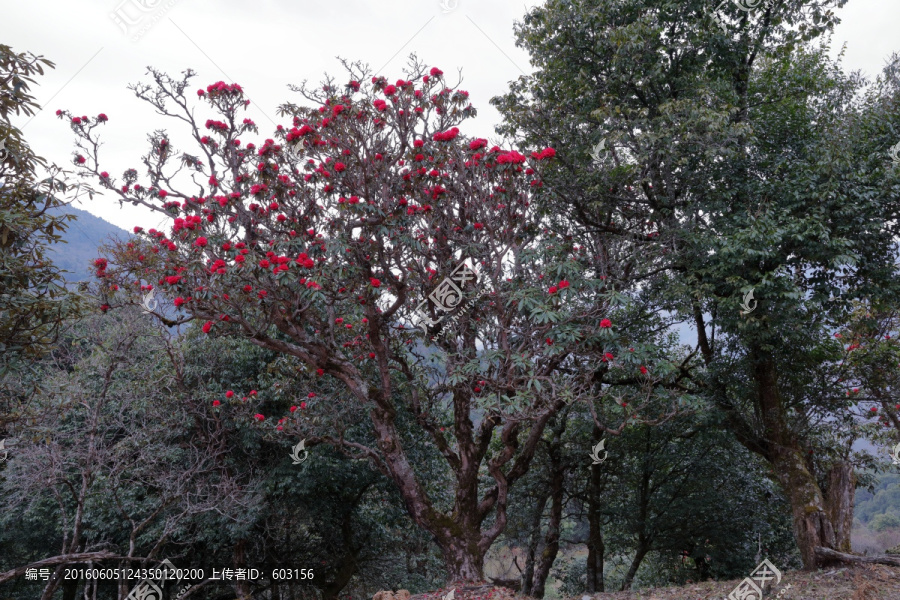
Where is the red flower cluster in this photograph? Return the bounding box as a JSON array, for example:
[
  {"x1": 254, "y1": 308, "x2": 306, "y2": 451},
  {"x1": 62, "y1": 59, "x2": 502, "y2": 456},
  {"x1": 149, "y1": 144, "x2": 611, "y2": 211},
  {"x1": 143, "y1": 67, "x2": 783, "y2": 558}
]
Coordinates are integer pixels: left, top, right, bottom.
[
  {"x1": 205, "y1": 81, "x2": 243, "y2": 95},
  {"x1": 434, "y1": 127, "x2": 460, "y2": 142}
]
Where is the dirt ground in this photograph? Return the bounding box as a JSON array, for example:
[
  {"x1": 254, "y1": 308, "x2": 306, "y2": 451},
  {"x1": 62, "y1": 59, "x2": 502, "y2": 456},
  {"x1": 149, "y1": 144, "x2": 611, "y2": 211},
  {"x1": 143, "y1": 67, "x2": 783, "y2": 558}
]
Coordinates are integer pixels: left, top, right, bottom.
[
  {"x1": 567, "y1": 565, "x2": 900, "y2": 600},
  {"x1": 398, "y1": 565, "x2": 900, "y2": 600}
]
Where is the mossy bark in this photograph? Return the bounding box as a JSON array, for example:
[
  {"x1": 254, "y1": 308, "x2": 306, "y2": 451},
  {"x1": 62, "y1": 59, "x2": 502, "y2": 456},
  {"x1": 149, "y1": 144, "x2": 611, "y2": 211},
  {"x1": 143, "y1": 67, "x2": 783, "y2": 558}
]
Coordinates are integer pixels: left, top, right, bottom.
[{"x1": 754, "y1": 355, "x2": 840, "y2": 570}]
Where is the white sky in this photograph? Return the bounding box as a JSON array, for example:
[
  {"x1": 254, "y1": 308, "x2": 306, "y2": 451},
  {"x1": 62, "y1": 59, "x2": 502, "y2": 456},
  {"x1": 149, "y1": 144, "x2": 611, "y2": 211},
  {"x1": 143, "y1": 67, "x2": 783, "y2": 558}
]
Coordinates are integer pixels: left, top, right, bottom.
[{"x1": 2, "y1": 0, "x2": 898, "y2": 233}]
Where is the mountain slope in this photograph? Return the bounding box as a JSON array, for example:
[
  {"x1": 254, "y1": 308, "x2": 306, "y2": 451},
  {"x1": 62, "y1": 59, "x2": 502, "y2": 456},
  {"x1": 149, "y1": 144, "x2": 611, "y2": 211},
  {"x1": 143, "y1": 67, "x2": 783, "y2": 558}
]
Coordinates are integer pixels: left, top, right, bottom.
[{"x1": 47, "y1": 205, "x2": 129, "y2": 282}]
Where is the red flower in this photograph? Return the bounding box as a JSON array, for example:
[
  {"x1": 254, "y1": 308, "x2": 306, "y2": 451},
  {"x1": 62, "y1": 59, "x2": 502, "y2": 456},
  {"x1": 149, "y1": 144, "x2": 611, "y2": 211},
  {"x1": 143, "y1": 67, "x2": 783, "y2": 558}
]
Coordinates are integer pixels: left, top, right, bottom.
[
  {"x1": 429, "y1": 67, "x2": 443, "y2": 77},
  {"x1": 370, "y1": 278, "x2": 382, "y2": 288},
  {"x1": 250, "y1": 390, "x2": 258, "y2": 396},
  {"x1": 369, "y1": 352, "x2": 376, "y2": 359},
  {"x1": 548, "y1": 286, "x2": 558, "y2": 294},
  {"x1": 604, "y1": 352, "x2": 614, "y2": 361},
  {"x1": 226, "y1": 390, "x2": 234, "y2": 398},
  {"x1": 307, "y1": 392, "x2": 316, "y2": 398},
  {"x1": 165, "y1": 275, "x2": 181, "y2": 285},
  {"x1": 546, "y1": 338, "x2": 553, "y2": 345},
  {"x1": 599, "y1": 319, "x2": 612, "y2": 328},
  {"x1": 290, "y1": 405, "x2": 298, "y2": 413},
  {"x1": 194, "y1": 236, "x2": 208, "y2": 247},
  {"x1": 300, "y1": 401, "x2": 307, "y2": 409},
  {"x1": 334, "y1": 162, "x2": 346, "y2": 172},
  {"x1": 212, "y1": 400, "x2": 221, "y2": 407},
  {"x1": 558, "y1": 280, "x2": 570, "y2": 289},
  {"x1": 434, "y1": 127, "x2": 460, "y2": 142},
  {"x1": 640, "y1": 365, "x2": 648, "y2": 375},
  {"x1": 474, "y1": 223, "x2": 483, "y2": 230},
  {"x1": 870, "y1": 406, "x2": 877, "y2": 412},
  {"x1": 202, "y1": 321, "x2": 213, "y2": 334},
  {"x1": 254, "y1": 414, "x2": 265, "y2": 422}
]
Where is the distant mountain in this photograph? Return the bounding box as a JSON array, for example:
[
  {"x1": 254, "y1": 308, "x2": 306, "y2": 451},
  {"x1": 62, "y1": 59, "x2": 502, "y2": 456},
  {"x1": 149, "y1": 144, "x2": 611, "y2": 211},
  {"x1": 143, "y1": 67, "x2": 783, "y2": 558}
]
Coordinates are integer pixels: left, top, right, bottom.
[{"x1": 47, "y1": 206, "x2": 129, "y2": 282}]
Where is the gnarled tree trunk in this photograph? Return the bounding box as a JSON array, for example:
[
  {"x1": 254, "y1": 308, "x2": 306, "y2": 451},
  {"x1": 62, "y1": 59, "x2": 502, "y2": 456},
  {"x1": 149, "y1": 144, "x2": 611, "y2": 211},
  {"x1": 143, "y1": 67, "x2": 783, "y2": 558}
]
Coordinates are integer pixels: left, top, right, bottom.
[
  {"x1": 754, "y1": 356, "x2": 840, "y2": 570},
  {"x1": 825, "y1": 461, "x2": 856, "y2": 553}
]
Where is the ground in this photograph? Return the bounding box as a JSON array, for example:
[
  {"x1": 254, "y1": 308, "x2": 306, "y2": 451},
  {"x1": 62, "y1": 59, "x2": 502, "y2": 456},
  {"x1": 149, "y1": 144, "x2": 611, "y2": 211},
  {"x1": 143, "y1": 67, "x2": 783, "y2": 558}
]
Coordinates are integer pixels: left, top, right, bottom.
[{"x1": 386, "y1": 565, "x2": 900, "y2": 600}]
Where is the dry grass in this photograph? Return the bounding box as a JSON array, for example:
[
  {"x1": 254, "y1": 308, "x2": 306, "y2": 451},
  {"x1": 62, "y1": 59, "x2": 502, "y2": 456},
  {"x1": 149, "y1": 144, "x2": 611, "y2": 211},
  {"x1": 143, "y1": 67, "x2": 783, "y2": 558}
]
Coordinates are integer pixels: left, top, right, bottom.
[
  {"x1": 400, "y1": 565, "x2": 900, "y2": 600},
  {"x1": 561, "y1": 565, "x2": 900, "y2": 600}
]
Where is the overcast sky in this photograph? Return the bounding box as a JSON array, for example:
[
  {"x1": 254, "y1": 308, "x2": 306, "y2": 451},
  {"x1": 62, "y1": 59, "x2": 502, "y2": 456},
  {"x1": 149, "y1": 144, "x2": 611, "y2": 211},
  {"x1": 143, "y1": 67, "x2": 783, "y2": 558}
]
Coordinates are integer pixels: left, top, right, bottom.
[{"x1": 3, "y1": 0, "x2": 899, "y2": 234}]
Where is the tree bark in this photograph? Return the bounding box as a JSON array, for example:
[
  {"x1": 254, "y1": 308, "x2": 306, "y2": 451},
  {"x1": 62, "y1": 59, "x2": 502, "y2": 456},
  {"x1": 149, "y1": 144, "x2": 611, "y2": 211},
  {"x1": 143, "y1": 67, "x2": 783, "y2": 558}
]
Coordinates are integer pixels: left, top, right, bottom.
[
  {"x1": 825, "y1": 461, "x2": 856, "y2": 553},
  {"x1": 531, "y1": 431, "x2": 565, "y2": 599},
  {"x1": 814, "y1": 546, "x2": 900, "y2": 567},
  {"x1": 586, "y1": 427, "x2": 606, "y2": 593},
  {"x1": 521, "y1": 490, "x2": 549, "y2": 596},
  {"x1": 619, "y1": 542, "x2": 649, "y2": 592},
  {"x1": 753, "y1": 355, "x2": 839, "y2": 570}
]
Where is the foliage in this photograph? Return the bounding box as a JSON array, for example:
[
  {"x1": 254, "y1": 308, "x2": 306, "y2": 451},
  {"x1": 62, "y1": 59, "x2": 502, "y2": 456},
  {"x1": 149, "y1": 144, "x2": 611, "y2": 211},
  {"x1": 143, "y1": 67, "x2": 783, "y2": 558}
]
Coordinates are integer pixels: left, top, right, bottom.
[{"x1": 0, "y1": 44, "x2": 84, "y2": 382}]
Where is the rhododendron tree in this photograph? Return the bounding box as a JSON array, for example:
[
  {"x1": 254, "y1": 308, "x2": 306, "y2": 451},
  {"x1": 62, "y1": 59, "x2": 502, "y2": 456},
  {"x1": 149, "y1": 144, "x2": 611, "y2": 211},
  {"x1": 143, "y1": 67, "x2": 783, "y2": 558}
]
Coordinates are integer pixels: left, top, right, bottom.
[{"x1": 63, "y1": 61, "x2": 677, "y2": 582}]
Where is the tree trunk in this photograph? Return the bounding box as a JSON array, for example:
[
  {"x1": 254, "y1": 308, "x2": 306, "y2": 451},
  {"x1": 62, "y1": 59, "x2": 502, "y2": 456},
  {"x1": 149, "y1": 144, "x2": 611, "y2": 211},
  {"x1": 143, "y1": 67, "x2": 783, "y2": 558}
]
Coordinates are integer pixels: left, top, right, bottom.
[
  {"x1": 521, "y1": 491, "x2": 549, "y2": 596},
  {"x1": 754, "y1": 356, "x2": 838, "y2": 570},
  {"x1": 531, "y1": 438, "x2": 565, "y2": 599},
  {"x1": 825, "y1": 461, "x2": 856, "y2": 553},
  {"x1": 586, "y1": 428, "x2": 606, "y2": 593},
  {"x1": 440, "y1": 539, "x2": 486, "y2": 583},
  {"x1": 619, "y1": 542, "x2": 649, "y2": 591}
]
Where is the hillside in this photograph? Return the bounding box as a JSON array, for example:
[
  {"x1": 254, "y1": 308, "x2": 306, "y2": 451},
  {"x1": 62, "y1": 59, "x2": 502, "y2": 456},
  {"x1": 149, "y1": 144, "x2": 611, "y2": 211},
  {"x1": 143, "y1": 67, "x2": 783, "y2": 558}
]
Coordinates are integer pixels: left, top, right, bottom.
[{"x1": 46, "y1": 205, "x2": 129, "y2": 281}]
